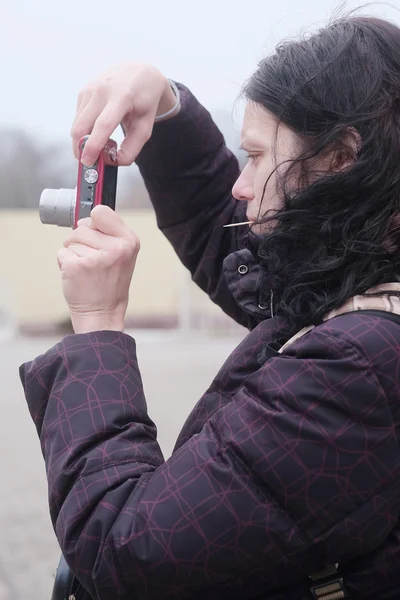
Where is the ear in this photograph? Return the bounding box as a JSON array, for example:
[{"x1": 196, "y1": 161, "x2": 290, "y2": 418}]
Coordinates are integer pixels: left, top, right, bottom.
[{"x1": 330, "y1": 127, "x2": 361, "y2": 172}]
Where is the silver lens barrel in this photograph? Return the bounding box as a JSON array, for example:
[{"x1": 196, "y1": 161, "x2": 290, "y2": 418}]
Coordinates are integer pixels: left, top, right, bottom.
[{"x1": 39, "y1": 188, "x2": 76, "y2": 228}]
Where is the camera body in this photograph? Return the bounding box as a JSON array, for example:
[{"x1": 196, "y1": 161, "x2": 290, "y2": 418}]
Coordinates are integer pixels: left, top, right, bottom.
[{"x1": 40, "y1": 136, "x2": 118, "y2": 228}]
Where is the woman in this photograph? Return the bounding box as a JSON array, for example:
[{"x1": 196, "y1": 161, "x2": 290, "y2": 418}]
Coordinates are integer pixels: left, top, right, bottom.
[{"x1": 21, "y1": 15, "x2": 400, "y2": 600}]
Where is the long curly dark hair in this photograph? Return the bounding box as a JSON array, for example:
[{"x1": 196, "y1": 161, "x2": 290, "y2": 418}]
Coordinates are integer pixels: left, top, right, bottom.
[{"x1": 244, "y1": 15, "x2": 400, "y2": 337}]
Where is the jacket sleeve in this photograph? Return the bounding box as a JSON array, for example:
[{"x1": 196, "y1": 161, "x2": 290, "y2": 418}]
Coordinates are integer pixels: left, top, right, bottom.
[
  {"x1": 135, "y1": 84, "x2": 249, "y2": 326},
  {"x1": 20, "y1": 324, "x2": 400, "y2": 600}
]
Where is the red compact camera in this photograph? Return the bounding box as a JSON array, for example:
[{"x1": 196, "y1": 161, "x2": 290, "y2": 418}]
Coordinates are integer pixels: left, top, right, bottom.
[{"x1": 39, "y1": 136, "x2": 118, "y2": 228}]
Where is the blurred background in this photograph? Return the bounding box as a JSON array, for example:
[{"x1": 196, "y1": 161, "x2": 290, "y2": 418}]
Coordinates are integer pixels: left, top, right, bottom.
[{"x1": 0, "y1": 0, "x2": 399, "y2": 598}]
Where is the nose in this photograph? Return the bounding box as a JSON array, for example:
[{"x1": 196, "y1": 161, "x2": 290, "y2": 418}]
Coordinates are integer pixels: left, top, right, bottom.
[{"x1": 232, "y1": 168, "x2": 255, "y2": 203}]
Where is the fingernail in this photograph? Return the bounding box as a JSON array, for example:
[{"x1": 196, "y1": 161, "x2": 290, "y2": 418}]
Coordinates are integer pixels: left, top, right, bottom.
[
  {"x1": 77, "y1": 218, "x2": 91, "y2": 227},
  {"x1": 81, "y1": 154, "x2": 92, "y2": 167},
  {"x1": 109, "y1": 147, "x2": 117, "y2": 162}
]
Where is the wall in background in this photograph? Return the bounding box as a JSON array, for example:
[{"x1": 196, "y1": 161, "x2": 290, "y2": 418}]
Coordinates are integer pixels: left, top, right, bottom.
[{"x1": 0, "y1": 210, "x2": 239, "y2": 333}]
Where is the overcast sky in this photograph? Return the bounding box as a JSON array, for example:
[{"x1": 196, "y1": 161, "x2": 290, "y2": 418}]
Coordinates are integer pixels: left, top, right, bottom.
[{"x1": 1, "y1": 0, "x2": 399, "y2": 146}]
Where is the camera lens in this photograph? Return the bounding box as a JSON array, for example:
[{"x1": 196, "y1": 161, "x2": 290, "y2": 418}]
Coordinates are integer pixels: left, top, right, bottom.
[{"x1": 39, "y1": 188, "x2": 77, "y2": 228}]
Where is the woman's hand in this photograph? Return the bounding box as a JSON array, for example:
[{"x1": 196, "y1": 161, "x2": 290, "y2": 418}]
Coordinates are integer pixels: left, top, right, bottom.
[
  {"x1": 71, "y1": 62, "x2": 177, "y2": 167},
  {"x1": 57, "y1": 205, "x2": 140, "y2": 334}
]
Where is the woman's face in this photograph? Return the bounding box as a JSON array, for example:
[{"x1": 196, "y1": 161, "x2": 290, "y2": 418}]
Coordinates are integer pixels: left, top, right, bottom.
[{"x1": 232, "y1": 102, "x2": 300, "y2": 228}]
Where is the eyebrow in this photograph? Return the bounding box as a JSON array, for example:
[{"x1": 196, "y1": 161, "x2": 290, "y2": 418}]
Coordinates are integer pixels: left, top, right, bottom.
[{"x1": 240, "y1": 137, "x2": 268, "y2": 151}]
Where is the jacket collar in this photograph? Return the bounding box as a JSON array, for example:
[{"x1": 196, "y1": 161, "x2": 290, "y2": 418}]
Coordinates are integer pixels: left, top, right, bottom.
[{"x1": 223, "y1": 233, "x2": 271, "y2": 324}]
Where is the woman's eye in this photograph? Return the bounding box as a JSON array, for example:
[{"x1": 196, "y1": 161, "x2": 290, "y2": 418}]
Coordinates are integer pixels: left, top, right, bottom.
[{"x1": 246, "y1": 153, "x2": 261, "y2": 162}]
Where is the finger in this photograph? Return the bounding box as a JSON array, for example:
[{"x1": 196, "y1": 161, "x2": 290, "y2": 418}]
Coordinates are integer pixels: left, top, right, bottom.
[
  {"x1": 64, "y1": 226, "x2": 115, "y2": 250},
  {"x1": 90, "y1": 205, "x2": 134, "y2": 238},
  {"x1": 81, "y1": 100, "x2": 132, "y2": 167},
  {"x1": 75, "y1": 89, "x2": 91, "y2": 119},
  {"x1": 67, "y1": 243, "x2": 98, "y2": 258},
  {"x1": 57, "y1": 247, "x2": 78, "y2": 270},
  {"x1": 117, "y1": 116, "x2": 155, "y2": 166},
  {"x1": 71, "y1": 94, "x2": 107, "y2": 160},
  {"x1": 77, "y1": 217, "x2": 92, "y2": 228}
]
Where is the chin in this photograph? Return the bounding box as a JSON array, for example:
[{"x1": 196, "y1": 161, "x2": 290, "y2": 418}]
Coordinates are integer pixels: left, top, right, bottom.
[
  {"x1": 251, "y1": 220, "x2": 279, "y2": 235},
  {"x1": 251, "y1": 223, "x2": 266, "y2": 235}
]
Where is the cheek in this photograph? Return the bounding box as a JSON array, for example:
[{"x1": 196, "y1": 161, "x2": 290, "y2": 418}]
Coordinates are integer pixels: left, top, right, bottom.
[
  {"x1": 254, "y1": 157, "x2": 278, "y2": 206},
  {"x1": 253, "y1": 171, "x2": 265, "y2": 208}
]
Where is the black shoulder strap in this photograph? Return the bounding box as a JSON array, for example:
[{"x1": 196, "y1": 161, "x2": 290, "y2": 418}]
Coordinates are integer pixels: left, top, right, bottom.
[
  {"x1": 329, "y1": 309, "x2": 400, "y2": 328},
  {"x1": 280, "y1": 308, "x2": 400, "y2": 354},
  {"x1": 51, "y1": 554, "x2": 92, "y2": 600},
  {"x1": 307, "y1": 308, "x2": 400, "y2": 599},
  {"x1": 309, "y1": 564, "x2": 347, "y2": 599}
]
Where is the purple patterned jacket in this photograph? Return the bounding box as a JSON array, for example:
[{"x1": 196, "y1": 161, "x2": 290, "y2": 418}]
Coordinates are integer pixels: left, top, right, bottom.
[{"x1": 21, "y1": 86, "x2": 400, "y2": 599}]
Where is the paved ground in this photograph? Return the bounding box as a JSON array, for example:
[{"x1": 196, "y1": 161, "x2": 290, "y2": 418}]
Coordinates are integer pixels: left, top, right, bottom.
[{"x1": 0, "y1": 330, "x2": 243, "y2": 599}]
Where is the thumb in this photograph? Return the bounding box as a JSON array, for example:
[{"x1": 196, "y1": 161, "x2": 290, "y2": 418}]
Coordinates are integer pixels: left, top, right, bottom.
[
  {"x1": 118, "y1": 118, "x2": 154, "y2": 166},
  {"x1": 90, "y1": 205, "x2": 130, "y2": 238}
]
